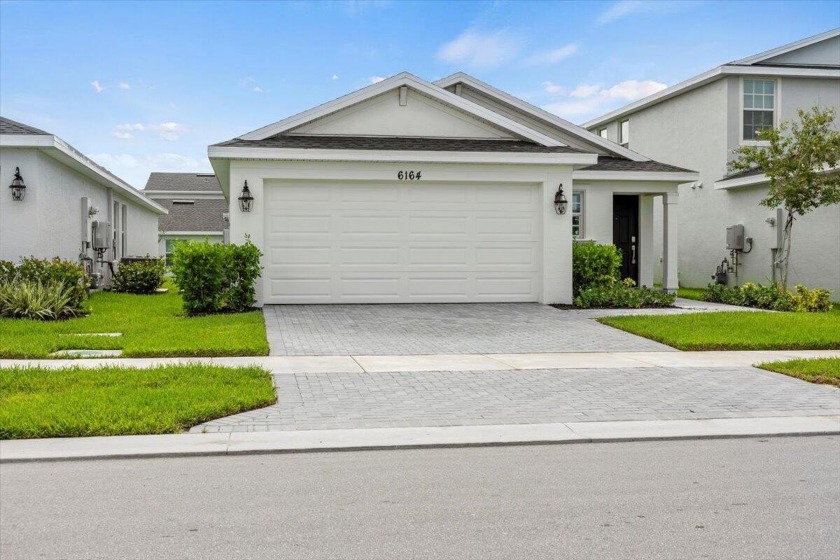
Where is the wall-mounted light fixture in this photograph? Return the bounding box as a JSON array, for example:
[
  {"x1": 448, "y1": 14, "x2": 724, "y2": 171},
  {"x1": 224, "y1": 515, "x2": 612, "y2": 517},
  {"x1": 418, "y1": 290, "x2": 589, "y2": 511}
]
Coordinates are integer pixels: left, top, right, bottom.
[
  {"x1": 9, "y1": 167, "x2": 26, "y2": 201},
  {"x1": 238, "y1": 180, "x2": 254, "y2": 212},
  {"x1": 553, "y1": 184, "x2": 568, "y2": 215}
]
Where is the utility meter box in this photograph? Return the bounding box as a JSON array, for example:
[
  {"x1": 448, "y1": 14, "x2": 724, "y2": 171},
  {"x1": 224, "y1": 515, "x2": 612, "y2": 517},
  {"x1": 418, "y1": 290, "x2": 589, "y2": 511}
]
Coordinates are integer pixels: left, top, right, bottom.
[
  {"x1": 92, "y1": 220, "x2": 112, "y2": 251},
  {"x1": 726, "y1": 224, "x2": 745, "y2": 251}
]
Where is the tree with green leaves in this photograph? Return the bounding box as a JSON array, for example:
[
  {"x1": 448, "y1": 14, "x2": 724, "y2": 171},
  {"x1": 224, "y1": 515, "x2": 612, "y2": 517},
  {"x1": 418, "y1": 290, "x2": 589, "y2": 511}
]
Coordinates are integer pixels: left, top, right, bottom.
[{"x1": 730, "y1": 106, "x2": 840, "y2": 290}]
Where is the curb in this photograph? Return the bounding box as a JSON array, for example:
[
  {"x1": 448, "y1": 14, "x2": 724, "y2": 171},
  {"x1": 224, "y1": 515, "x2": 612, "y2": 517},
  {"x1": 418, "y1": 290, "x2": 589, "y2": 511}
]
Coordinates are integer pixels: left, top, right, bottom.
[{"x1": 2, "y1": 416, "x2": 838, "y2": 464}]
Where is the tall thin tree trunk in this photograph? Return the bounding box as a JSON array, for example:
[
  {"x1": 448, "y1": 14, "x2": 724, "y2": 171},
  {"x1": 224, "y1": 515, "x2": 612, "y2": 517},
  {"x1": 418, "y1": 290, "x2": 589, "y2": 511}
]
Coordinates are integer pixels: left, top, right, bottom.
[{"x1": 780, "y1": 211, "x2": 795, "y2": 291}]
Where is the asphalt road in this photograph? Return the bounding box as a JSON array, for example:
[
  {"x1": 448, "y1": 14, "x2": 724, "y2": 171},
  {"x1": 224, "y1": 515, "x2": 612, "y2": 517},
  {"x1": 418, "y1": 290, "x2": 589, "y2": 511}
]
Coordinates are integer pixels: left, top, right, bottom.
[{"x1": 2, "y1": 437, "x2": 839, "y2": 559}]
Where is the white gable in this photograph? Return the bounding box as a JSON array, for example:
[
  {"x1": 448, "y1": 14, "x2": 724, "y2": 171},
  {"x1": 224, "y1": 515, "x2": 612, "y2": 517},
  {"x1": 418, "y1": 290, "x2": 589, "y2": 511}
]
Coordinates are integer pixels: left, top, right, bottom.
[
  {"x1": 759, "y1": 35, "x2": 840, "y2": 67},
  {"x1": 291, "y1": 88, "x2": 515, "y2": 139}
]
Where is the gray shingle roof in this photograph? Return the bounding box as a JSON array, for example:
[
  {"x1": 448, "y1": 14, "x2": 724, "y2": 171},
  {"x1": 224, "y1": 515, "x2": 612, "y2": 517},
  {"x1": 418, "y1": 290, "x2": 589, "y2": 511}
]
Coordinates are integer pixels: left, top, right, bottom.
[
  {"x1": 214, "y1": 135, "x2": 585, "y2": 153},
  {"x1": 0, "y1": 116, "x2": 50, "y2": 135},
  {"x1": 580, "y1": 156, "x2": 694, "y2": 173},
  {"x1": 143, "y1": 172, "x2": 222, "y2": 192},
  {"x1": 153, "y1": 198, "x2": 228, "y2": 232}
]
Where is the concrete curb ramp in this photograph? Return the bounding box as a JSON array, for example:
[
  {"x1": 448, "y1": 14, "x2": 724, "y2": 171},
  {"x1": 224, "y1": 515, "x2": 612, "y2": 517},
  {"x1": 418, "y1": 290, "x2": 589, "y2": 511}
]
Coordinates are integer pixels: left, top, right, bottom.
[{"x1": 2, "y1": 415, "x2": 838, "y2": 463}]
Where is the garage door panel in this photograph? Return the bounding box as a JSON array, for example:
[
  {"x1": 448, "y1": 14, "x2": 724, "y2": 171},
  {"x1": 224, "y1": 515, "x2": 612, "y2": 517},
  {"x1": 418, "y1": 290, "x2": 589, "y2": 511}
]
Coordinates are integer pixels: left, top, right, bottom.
[{"x1": 264, "y1": 182, "x2": 541, "y2": 303}]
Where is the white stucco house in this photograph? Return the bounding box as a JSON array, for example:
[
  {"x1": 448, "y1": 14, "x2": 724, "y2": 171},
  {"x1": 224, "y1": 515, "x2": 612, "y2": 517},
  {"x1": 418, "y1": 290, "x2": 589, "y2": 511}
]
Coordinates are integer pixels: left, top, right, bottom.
[
  {"x1": 585, "y1": 29, "x2": 840, "y2": 296},
  {"x1": 0, "y1": 117, "x2": 166, "y2": 282},
  {"x1": 209, "y1": 72, "x2": 697, "y2": 305},
  {"x1": 142, "y1": 172, "x2": 228, "y2": 264}
]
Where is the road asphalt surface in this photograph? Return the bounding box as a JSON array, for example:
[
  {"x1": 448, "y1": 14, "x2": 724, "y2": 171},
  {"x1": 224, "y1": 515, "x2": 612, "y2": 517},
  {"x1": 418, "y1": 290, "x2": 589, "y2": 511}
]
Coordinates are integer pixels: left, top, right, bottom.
[{"x1": 2, "y1": 436, "x2": 838, "y2": 559}]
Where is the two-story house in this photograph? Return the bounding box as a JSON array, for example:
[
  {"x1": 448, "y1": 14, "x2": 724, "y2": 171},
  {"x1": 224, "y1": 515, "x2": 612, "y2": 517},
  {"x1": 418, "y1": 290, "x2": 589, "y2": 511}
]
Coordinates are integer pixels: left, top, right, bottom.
[{"x1": 585, "y1": 29, "x2": 840, "y2": 296}]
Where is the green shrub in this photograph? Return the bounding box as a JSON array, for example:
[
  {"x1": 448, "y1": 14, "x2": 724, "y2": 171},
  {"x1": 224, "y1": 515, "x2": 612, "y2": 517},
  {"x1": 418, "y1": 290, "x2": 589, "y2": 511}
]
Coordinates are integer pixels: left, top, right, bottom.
[
  {"x1": 170, "y1": 239, "x2": 263, "y2": 315},
  {"x1": 112, "y1": 257, "x2": 165, "y2": 294},
  {"x1": 575, "y1": 278, "x2": 676, "y2": 309},
  {"x1": 0, "y1": 257, "x2": 87, "y2": 309},
  {"x1": 572, "y1": 242, "x2": 621, "y2": 296},
  {"x1": 0, "y1": 277, "x2": 81, "y2": 320},
  {"x1": 703, "y1": 282, "x2": 831, "y2": 312}
]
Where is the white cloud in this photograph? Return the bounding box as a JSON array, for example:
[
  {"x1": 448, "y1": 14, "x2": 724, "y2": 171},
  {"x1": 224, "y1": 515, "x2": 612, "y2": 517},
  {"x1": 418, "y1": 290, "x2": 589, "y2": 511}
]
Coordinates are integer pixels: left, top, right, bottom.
[
  {"x1": 240, "y1": 77, "x2": 265, "y2": 93},
  {"x1": 369, "y1": 76, "x2": 386, "y2": 84},
  {"x1": 597, "y1": 1, "x2": 698, "y2": 24},
  {"x1": 332, "y1": 74, "x2": 340, "y2": 81},
  {"x1": 91, "y1": 80, "x2": 104, "y2": 93},
  {"x1": 542, "y1": 81, "x2": 566, "y2": 95},
  {"x1": 525, "y1": 43, "x2": 578, "y2": 66},
  {"x1": 542, "y1": 79, "x2": 667, "y2": 121},
  {"x1": 119, "y1": 82, "x2": 131, "y2": 90},
  {"x1": 113, "y1": 122, "x2": 188, "y2": 142},
  {"x1": 437, "y1": 29, "x2": 521, "y2": 69},
  {"x1": 570, "y1": 84, "x2": 601, "y2": 98}
]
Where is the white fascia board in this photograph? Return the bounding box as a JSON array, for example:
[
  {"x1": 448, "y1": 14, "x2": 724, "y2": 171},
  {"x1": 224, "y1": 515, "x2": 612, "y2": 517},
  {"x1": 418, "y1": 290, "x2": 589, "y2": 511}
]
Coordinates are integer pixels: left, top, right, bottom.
[
  {"x1": 1, "y1": 134, "x2": 167, "y2": 215},
  {"x1": 714, "y1": 173, "x2": 768, "y2": 190},
  {"x1": 730, "y1": 28, "x2": 840, "y2": 65},
  {"x1": 574, "y1": 170, "x2": 700, "y2": 183},
  {"x1": 435, "y1": 73, "x2": 648, "y2": 162},
  {"x1": 238, "y1": 72, "x2": 562, "y2": 147},
  {"x1": 583, "y1": 68, "x2": 724, "y2": 128},
  {"x1": 584, "y1": 64, "x2": 840, "y2": 129},
  {"x1": 208, "y1": 145, "x2": 597, "y2": 166}
]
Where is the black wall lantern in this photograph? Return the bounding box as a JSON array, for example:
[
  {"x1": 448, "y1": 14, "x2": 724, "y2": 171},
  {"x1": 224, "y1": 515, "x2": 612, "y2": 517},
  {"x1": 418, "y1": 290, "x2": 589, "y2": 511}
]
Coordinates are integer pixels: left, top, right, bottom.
[
  {"x1": 238, "y1": 180, "x2": 254, "y2": 212},
  {"x1": 9, "y1": 167, "x2": 26, "y2": 201},
  {"x1": 554, "y1": 184, "x2": 568, "y2": 215}
]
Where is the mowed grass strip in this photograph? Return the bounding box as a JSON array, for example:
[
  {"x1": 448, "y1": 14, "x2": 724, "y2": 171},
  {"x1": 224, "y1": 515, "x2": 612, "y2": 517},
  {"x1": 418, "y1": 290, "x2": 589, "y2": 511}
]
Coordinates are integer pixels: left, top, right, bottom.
[
  {"x1": 758, "y1": 358, "x2": 840, "y2": 387},
  {"x1": 0, "y1": 364, "x2": 276, "y2": 439},
  {"x1": 598, "y1": 306, "x2": 840, "y2": 351},
  {"x1": 0, "y1": 285, "x2": 269, "y2": 359}
]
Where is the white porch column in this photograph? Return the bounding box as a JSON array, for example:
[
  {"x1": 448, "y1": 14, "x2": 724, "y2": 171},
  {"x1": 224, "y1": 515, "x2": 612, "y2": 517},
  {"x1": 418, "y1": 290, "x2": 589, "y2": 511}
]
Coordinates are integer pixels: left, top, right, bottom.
[
  {"x1": 638, "y1": 195, "x2": 654, "y2": 288},
  {"x1": 662, "y1": 192, "x2": 679, "y2": 292}
]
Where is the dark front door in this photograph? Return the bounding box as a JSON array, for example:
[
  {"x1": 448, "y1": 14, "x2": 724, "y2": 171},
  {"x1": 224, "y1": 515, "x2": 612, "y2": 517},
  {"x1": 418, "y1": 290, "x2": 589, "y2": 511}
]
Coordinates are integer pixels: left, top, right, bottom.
[{"x1": 613, "y1": 195, "x2": 639, "y2": 283}]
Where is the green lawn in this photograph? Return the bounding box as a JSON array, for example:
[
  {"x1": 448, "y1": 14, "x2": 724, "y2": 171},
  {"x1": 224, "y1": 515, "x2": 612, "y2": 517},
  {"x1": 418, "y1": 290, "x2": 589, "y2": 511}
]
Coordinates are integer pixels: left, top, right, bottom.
[
  {"x1": 758, "y1": 358, "x2": 840, "y2": 387},
  {"x1": 599, "y1": 306, "x2": 840, "y2": 351},
  {"x1": 0, "y1": 286, "x2": 269, "y2": 359},
  {"x1": 677, "y1": 287, "x2": 707, "y2": 301},
  {"x1": 0, "y1": 364, "x2": 276, "y2": 439}
]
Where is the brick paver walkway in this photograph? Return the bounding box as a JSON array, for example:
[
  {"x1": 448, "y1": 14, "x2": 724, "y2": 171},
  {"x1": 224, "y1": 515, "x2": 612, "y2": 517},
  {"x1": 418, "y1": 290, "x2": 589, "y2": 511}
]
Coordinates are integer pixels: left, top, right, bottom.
[
  {"x1": 192, "y1": 367, "x2": 840, "y2": 433},
  {"x1": 263, "y1": 304, "x2": 676, "y2": 355}
]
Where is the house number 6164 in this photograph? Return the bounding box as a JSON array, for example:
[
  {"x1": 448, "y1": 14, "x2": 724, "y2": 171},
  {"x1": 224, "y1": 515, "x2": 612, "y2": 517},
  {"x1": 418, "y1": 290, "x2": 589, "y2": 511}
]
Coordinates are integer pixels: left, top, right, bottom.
[{"x1": 397, "y1": 171, "x2": 422, "y2": 180}]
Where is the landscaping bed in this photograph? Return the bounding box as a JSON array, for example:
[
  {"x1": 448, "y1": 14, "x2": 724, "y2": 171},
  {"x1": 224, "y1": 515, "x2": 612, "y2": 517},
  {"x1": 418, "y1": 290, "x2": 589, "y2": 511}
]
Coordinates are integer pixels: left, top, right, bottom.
[
  {"x1": 0, "y1": 364, "x2": 276, "y2": 439},
  {"x1": 598, "y1": 306, "x2": 840, "y2": 351},
  {"x1": 0, "y1": 285, "x2": 269, "y2": 359},
  {"x1": 758, "y1": 358, "x2": 840, "y2": 388}
]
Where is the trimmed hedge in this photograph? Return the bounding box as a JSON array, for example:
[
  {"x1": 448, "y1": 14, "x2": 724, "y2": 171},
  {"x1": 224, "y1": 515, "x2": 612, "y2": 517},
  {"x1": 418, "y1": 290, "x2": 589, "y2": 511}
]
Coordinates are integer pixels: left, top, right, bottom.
[
  {"x1": 170, "y1": 239, "x2": 263, "y2": 315},
  {"x1": 572, "y1": 242, "x2": 622, "y2": 296},
  {"x1": 704, "y1": 282, "x2": 832, "y2": 312},
  {"x1": 112, "y1": 257, "x2": 165, "y2": 294}
]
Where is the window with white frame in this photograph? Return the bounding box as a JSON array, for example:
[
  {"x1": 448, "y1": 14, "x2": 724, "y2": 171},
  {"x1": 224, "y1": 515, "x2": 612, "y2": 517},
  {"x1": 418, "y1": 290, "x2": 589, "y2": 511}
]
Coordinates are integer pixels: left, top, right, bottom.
[
  {"x1": 619, "y1": 120, "x2": 629, "y2": 146},
  {"x1": 572, "y1": 192, "x2": 584, "y2": 238},
  {"x1": 120, "y1": 204, "x2": 127, "y2": 257},
  {"x1": 598, "y1": 127, "x2": 608, "y2": 139},
  {"x1": 743, "y1": 79, "x2": 775, "y2": 141},
  {"x1": 112, "y1": 201, "x2": 120, "y2": 259},
  {"x1": 165, "y1": 239, "x2": 178, "y2": 266}
]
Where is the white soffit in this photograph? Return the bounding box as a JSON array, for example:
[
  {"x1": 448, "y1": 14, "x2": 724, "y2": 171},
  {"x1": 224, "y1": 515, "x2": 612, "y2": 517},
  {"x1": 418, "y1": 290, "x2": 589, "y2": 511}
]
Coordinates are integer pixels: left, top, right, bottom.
[
  {"x1": 238, "y1": 72, "x2": 563, "y2": 147},
  {"x1": 435, "y1": 72, "x2": 649, "y2": 162}
]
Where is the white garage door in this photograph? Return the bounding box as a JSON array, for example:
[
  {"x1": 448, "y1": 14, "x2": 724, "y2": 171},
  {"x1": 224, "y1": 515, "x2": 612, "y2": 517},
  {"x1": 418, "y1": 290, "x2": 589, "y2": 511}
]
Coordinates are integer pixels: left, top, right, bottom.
[{"x1": 264, "y1": 181, "x2": 542, "y2": 303}]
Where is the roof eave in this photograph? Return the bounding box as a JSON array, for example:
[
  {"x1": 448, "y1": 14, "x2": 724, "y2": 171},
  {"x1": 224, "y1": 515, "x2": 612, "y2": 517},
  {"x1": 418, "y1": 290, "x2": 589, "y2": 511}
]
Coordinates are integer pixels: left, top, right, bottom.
[
  {"x1": 574, "y1": 170, "x2": 700, "y2": 183},
  {"x1": 208, "y1": 145, "x2": 597, "y2": 166},
  {"x1": 1, "y1": 133, "x2": 167, "y2": 215},
  {"x1": 434, "y1": 72, "x2": 649, "y2": 163}
]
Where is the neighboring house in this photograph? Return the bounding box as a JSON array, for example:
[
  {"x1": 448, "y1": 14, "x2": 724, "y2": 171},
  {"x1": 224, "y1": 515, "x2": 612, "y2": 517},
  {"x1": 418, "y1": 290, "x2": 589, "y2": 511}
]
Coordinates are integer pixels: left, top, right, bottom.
[
  {"x1": 585, "y1": 29, "x2": 840, "y2": 295},
  {"x1": 0, "y1": 116, "x2": 166, "y2": 283},
  {"x1": 208, "y1": 72, "x2": 696, "y2": 305},
  {"x1": 142, "y1": 172, "x2": 229, "y2": 263}
]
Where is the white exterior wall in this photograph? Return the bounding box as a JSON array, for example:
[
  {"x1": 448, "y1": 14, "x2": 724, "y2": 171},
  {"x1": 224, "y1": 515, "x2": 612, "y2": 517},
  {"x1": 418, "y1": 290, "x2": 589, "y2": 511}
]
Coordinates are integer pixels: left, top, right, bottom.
[
  {"x1": 226, "y1": 159, "x2": 575, "y2": 306},
  {"x1": 0, "y1": 147, "x2": 160, "y2": 264},
  {"x1": 591, "y1": 74, "x2": 840, "y2": 296}
]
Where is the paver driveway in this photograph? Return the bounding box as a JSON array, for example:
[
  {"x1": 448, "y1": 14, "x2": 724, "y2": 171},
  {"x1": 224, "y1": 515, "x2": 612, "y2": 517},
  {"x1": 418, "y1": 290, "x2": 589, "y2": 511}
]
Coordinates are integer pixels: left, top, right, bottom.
[{"x1": 263, "y1": 303, "x2": 675, "y2": 356}]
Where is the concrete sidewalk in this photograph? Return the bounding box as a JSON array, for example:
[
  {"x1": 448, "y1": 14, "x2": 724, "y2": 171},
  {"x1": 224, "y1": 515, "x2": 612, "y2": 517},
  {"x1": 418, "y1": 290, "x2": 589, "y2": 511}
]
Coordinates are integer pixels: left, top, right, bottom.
[
  {"x1": 3, "y1": 349, "x2": 839, "y2": 373},
  {"x1": 2, "y1": 416, "x2": 838, "y2": 463}
]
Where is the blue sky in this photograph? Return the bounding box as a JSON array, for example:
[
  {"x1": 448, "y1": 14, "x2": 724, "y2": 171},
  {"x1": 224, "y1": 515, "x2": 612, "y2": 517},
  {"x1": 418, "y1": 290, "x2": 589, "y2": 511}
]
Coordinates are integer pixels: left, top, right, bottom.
[{"x1": 1, "y1": 0, "x2": 838, "y2": 188}]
